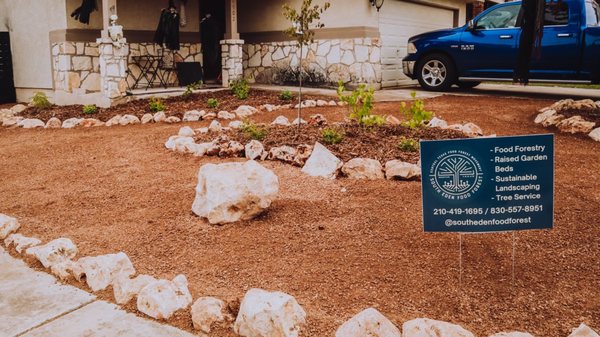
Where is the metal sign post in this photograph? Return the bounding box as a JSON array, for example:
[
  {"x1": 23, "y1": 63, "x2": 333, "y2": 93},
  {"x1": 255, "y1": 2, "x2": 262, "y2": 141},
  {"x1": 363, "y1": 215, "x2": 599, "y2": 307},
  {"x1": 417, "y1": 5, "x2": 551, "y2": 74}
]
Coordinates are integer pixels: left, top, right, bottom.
[{"x1": 421, "y1": 134, "x2": 554, "y2": 287}]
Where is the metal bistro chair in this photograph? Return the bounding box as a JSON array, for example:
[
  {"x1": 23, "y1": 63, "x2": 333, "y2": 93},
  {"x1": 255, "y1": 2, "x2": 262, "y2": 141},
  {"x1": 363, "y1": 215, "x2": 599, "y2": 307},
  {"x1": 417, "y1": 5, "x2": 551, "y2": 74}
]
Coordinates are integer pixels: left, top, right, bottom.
[{"x1": 156, "y1": 48, "x2": 179, "y2": 88}]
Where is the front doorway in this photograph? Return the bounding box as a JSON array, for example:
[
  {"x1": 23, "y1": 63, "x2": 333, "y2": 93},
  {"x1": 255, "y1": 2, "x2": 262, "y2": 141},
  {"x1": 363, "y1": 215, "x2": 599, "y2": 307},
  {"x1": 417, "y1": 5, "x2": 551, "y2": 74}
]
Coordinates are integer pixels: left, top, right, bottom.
[
  {"x1": 200, "y1": 0, "x2": 225, "y2": 82},
  {"x1": 0, "y1": 32, "x2": 16, "y2": 104}
]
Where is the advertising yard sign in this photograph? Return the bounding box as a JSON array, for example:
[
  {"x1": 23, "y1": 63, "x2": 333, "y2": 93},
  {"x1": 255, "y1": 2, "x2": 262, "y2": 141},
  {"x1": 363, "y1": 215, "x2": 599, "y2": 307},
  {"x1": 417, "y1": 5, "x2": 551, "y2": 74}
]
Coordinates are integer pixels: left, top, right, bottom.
[{"x1": 420, "y1": 134, "x2": 554, "y2": 233}]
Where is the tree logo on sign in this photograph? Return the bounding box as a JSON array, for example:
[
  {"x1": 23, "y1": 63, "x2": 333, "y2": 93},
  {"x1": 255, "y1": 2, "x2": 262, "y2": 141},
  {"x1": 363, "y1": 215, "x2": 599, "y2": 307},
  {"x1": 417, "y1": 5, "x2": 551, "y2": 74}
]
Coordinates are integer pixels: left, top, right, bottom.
[{"x1": 429, "y1": 151, "x2": 483, "y2": 200}]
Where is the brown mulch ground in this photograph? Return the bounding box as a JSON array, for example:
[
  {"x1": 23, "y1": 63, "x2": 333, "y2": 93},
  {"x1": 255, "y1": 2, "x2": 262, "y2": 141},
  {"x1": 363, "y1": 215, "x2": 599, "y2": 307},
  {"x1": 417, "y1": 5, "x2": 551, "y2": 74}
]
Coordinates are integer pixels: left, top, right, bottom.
[
  {"x1": 17, "y1": 89, "x2": 327, "y2": 122},
  {"x1": 196, "y1": 123, "x2": 465, "y2": 164},
  {"x1": 1, "y1": 95, "x2": 599, "y2": 337}
]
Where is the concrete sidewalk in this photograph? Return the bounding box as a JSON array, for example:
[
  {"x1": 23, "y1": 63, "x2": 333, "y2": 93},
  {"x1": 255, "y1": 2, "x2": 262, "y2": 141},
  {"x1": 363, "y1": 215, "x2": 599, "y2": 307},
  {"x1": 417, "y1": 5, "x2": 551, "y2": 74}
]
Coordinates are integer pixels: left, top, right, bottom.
[{"x1": 0, "y1": 247, "x2": 194, "y2": 337}]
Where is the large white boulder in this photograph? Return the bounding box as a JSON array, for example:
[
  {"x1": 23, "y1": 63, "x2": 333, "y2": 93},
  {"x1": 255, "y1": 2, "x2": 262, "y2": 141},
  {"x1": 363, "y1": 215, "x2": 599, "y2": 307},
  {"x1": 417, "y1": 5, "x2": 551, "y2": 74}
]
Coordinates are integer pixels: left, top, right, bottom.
[
  {"x1": 178, "y1": 126, "x2": 196, "y2": 137},
  {"x1": 4, "y1": 234, "x2": 41, "y2": 253},
  {"x1": 0, "y1": 214, "x2": 20, "y2": 239},
  {"x1": 80, "y1": 118, "x2": 105, "y2": 127},
  {"x1": 209, "y1": 120, "x2": 222, "y2": 132},
  {"x1": 153, "y1": 111, "x2": 167, "y2": 123},
  {"x1": 62, "y1": 118, "x2": 83, "y2": 128},
  {"x1": 234, "y1": 288, "x2": 306, "y2": 337},
  {"x1": 428, "y1": 117, "x2": 448, "y2": 128},
  {"x1": 49, "y1": 260, "x2": 76, "y2": 280},
  {"x1": 245, "y1": 140, "x2": 265, "y2": 160},
  {"x1": 229, "y1": 120, "x2": 243, "y2": 129},
  {"x1": 385, "y1": 160, "x2": 421, "y2": 180},
  {"x1": 119, "y1": 114, "x2": 141, "y2": 126},
  {"x1": 461, "y1": 122, "x2": 483, "y2": 137},
  {"x1": 489, "y1": 333, "x2": 534, "y2": 337},
  {"x1": 105, "y1": 114, "x2": 122, "y2": 126},
  {"x1": 18, "y1": 118, "x2": 45, "y2": 129},
  {"x1": 272, "y1": 115, "x2": 291, "y2": 126},
  {"x1": 45, "y1": 117, "x2": 62, "y2": 129},
  {"x1": 2, "y1": 116, "x2": 23, "y2": 127},
  {"x1": 137, "y1": 274, "x2": 193, "y2": 320},
  {"x1": 141, "y1": 113, "x2": 154, "y2": 124},
  {"x1": 183, "y1": 110, "x2": 204, "y2": 122},
  {"x1": 301, "y1": 142, "x2": 342, "y2": 180},
  {"x1": 336, "y1": 308, "x2": 401, "y2": 337},
  {"x1": 236, "y1": 105, "x2": 259, "y2": 117},
  {"x1": 268, "y1": 146, "x2": 297, "y2": 163},
  {"x1": 556, "y1": 116, "x2": 596, "y2": 134},
  {"x1": 403, "y1": 318, "x2": 475, "y2": 337},
  {"x1": 71, "y1": 252, "x2": 136, "y2": 292},
  {"x1": 192, "y1": 161, "x2": 279, "y2": 224},
  {"x1": 11, "y1": 104, "x2": 28, "y2": 114},
  {"x1": 589, "y1": 128, "x2": 600, "y2": 142},
  {"x1": 218, "y1": 110, "x2": 236, "y2": 120},
  {"x1": 568, "y1": 323, "x2": 600, "y2": 337},
  {"x1": 113, "y1": 274, "x2": 157, "y2": 305},
  {"x1": 191, "y1": 297, "x2": 228, "y2": 333},
  {"x1": 25, "y1": 238, "x2": 78, "y2": 268},
  {"x1": 342, "y1": 158, "x2": 384, "y2": 180}
]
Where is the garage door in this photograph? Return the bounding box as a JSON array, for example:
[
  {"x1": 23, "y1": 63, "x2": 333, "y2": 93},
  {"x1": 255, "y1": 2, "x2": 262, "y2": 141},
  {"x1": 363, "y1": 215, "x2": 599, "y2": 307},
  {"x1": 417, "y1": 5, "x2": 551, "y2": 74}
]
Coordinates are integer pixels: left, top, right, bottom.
[{"x1": 379, "y1": 1, "x2": 456, "y2": 87}]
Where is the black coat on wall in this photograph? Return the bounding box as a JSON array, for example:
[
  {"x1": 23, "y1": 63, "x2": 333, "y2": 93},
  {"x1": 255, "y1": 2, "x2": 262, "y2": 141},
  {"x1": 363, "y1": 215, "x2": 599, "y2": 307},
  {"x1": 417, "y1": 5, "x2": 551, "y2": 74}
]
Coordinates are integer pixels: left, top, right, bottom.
[{"x1": 154, "y1": 8, "x2": 181, "y2": 51}]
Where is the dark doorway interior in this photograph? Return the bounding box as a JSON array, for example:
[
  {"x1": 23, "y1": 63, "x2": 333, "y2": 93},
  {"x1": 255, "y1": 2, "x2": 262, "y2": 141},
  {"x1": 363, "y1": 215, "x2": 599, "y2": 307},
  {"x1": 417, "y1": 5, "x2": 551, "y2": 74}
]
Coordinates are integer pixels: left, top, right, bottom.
[
  {"x1": 0, "y1": 32, "x2": 16, "y2": 104},
  {"x1": 200, "y1": 0, "x2": 225, "y2": 82}
]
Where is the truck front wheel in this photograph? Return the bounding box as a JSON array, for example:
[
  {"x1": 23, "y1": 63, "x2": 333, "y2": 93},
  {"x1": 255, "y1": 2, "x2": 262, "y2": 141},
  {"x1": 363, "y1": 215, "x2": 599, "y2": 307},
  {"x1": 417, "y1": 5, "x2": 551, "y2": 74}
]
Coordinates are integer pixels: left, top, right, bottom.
[{"x1": 417, "y1": 54, "x2": 455, "y2": 91}]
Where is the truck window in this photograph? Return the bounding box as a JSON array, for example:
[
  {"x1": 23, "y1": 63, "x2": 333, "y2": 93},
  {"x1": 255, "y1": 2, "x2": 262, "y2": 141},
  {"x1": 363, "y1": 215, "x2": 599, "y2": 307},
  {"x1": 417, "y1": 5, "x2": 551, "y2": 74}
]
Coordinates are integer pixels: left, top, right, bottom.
[
  {"x1": 586, "y1": 1, "x2": 600, "y2": 26},
  {"x1": 476, "y1": 5, "x2": 520, "y2": 29},
  {"x1": 544, "y1": 2, "x2": 569, "y2": 25}
]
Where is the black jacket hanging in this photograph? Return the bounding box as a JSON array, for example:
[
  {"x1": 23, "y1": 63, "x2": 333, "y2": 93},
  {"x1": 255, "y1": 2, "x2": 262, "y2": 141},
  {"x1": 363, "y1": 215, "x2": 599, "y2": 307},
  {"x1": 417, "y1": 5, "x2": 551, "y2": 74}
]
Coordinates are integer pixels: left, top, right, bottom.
[
  {"x1": 154, "y1": 8, "x2": 181, "y2": 50},
  {"x1": 514, "y1": 0, "x2": 547, "y2": 84},
  {"x1": 71, "y1": 0, "x2": 98, "y2": 25}
]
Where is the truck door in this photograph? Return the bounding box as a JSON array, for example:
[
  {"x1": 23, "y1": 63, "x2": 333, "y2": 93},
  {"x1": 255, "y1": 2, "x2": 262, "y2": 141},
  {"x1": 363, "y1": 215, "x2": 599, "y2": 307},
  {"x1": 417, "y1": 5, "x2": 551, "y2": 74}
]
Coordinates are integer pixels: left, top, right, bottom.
[
  {"x1": 459, "y1": 3, "x2": 521, "y2": 78},
  {"x1": 530, "y1": 1, "x2": 581, "y2": 79}
]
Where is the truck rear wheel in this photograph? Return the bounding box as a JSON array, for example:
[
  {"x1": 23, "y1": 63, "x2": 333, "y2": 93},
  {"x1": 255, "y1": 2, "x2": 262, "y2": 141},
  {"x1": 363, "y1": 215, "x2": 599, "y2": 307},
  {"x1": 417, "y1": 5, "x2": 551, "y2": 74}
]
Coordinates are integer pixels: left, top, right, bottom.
[{"x1": 417, "y1": 54, "x2": 455, "y2": 91}]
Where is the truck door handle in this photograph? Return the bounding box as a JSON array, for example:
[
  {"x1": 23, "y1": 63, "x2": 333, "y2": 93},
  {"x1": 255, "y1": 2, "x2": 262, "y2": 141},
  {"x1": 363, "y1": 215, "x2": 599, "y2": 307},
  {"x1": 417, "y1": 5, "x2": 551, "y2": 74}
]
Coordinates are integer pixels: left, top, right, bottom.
[
  {"x1": 557, "y1": 33, "x2": 572, "y2": 37},
  {"x1": 499, "y1": 35, "x2": 513, "y2": 39}
]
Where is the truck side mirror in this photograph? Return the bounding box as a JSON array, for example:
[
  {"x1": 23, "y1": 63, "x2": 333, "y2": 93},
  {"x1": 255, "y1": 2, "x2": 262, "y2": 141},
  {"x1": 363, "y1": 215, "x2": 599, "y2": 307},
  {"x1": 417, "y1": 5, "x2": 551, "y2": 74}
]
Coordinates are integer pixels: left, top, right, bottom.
[{"x1": 467, "y1": 19, "x2": 475, "y2": 31}]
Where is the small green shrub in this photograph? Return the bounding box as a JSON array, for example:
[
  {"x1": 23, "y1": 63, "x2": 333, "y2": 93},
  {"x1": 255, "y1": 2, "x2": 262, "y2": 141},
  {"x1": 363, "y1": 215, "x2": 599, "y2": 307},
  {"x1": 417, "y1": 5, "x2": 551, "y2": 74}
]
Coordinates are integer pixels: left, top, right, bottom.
[
  {"x1": 279, "y1": 90, "x2": 294, "y2": 101},
  {"x1": 230, "y1": 79, "x2": 250, "y2": 100},
  {"x1": 149, "y1": 97, "x2": 166, "y2": 112},
  {"x1": 182, "y1": 81, "x2": 203, "y2": 99},
  {"x1": 207, "y1": 98, "x2": 219, "y2": 109},
  {"x1": 82, "y1": 104, "x2": 97, "y2": 115},
  {"x1": 241, "y1": 120, "x2": 267, "y2": 141},
  {"x1": 321, "y1": 127, "x2": 344, "y2": 144},
  {"x1": 397, "y1": 137, "x2": 420, "y2": 152},
  {"x1": 31, "y1": 92, "x2": 52, "y2": 110},
  {"x1": 400, "y1": 92, "x2": 434, "y2": 129},
  {"x1": 337, "y1": 82, "x2": 384, "y2": 127}
]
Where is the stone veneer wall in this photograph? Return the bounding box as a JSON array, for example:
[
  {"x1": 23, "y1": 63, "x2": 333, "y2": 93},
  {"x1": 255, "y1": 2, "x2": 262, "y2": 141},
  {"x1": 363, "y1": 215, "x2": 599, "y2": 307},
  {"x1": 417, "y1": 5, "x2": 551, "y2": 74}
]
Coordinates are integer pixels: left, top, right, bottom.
[
  {"x1": 242, "y1": 38, "x2": 382, "y2": 88},
  {"x1": 52, "y1": 41, "x2": 202, "y2": 94}
]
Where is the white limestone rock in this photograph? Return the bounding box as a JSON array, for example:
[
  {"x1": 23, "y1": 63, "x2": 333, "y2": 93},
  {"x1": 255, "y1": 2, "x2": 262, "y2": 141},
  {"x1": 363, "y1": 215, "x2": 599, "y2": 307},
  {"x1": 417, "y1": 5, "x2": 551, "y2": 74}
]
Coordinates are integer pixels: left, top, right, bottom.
[
  {"x1": 165, "y1": 116, "x2": 181, "y2": 123},
  {"x1": 534, "y1": 109, "x2": 557, "y2": 124},
  {"x1": 45, "y1": 117, "x2": 62, "y2": 129},
  {"x1": 169, "y1": 136, "x2": 197, "y2": 154},
  {"x1": 556, "y1": 116, "x2": 596, "y2": 134},
  {"x1": 229, "y1": 120, "x2": 243, "y2": 129},
  {"x1": 234, "y1": 288, "x2": 306, "y2": 337},
  {"x1": 71, "y1": 252, "x2": 136, "y2": 292},
  {"x1": 328, "y1": 100, "x2": 338, "y2": 106},
  {"x1": 178, "y1": 126, "x2": 196, "y2": 137},
  {"x1": 335, "y1": 308, "x2": 401, "y2": 337},
  {"x1": 218, "y1": 110, "x2": 236, "y2": 120},
  {"x1": 25, "y1": 238, "x2": 78, "y2": 268},
  {"x1": 316, "y1": 99, "x2": 328, "y2": 107},
  {"x1": 10, "y1": 104, "x2": 28, "y2": 114},
  {"x1": 113, "y1": 274, "x2": 157, "y2": 305},
  {"x1": 385, "y1": 160, "x2": 421, "y2": 180},
  {"x1": 192, "y1": 161, "x2": 279, "y2": 224},
  {"x1": 342, "y1": 158, "x2": 384, "y2": 180},
  {"x1": 236, "y1": 105, "x2": 259, "y2": 117},
  {"x1": 203, "y1": 112, "x2": 217, "y2": 120},
  {"x1": 267, "y1": 146, "x2": 297, "y2": 164},
  {"x1": 428, "y1": 117, "x2": 448, "y2": 128},
  {"x1": 294, "y1": 144, "x2": 313, "y2": 166},
  {"x1": 489, "y1": 332, "x2": 535, "y2": 337},
  {"x1": 183, "y1": 110, "x2": 203, "y2": 122},
  {"x1": 219, "y1": 141, "x2": 245, "y2": 157},
  {"x1": 567, "y1": 324, "x2": 600, "y2": 337},
  {"x1": 137, "y1": 274, "x2": 193, "y2": 320},
  {"x1": 196, "y1": 127, "x2": 209, "y2": 134},
  {"x1": 141, "y1": 113, "x2": 154, "y2": 124},
  {"x1": 62, "y1": 118, "x2": 83, "y2": 129},
  {"x1": 79, "y1": 118, "x2": 105, "y2": 127},
  {"x1": 153, "y1": 111, "x2": 167, "y2": 123},
  {"x1": 309, "y1": 114, "x2": 327, "y2": 126},
  {"x1": 403, "y1": 318, "x2": 475, "y2": 337},
  {"x1": 461, "y1": 122, "x2": 483, "y2": 137},
  {"x1": 105, "y1": 114, "x2": 122, "y2": 126},
  {"x1": 301, "y1": 142, "x2": 342, "y2": 180},
  {"x1": 119, "y1": 114, "x2": 141, "y2": 126},
  {"x1": 208, "y1": 120, "x2": 222, "y2": 132},
  {"x1": 4, "y1": 233, "x2": 41, "y2": 253},
  {"x1": 50, "y1": 260, "x2": 76, "y2": 280},
  {"x1": 262, "y1": 104, "x2": 277, "y2": 112},
  {"x1": 191, "y1": 297, "x2": 228, "y2": 333},
  {"x1": 272, "y1": 115, "x2": 291, "y2": 126},
  {"x1": 18, "y1": 118, "x2": 45, "y2": 129},
  {"x1": 2, "y1": 116, "x2": 23, "y2": 127},
  {"x1": 245, "y1": 140, "x2": 265, "y2": 160},
  {"x1": 589, "y1": 128, "x2": 600, "y2": 142},
  {"x1": 0, "y1": 214, "x2": 20, "y2": 239}
]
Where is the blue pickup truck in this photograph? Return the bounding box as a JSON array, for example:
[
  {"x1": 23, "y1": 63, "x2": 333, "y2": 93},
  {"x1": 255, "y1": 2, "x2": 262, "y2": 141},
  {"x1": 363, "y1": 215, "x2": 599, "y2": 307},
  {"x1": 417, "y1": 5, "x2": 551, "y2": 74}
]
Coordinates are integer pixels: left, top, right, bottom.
[{"x1": 402, "y1": 0, "x2": 600, "y2": 90}]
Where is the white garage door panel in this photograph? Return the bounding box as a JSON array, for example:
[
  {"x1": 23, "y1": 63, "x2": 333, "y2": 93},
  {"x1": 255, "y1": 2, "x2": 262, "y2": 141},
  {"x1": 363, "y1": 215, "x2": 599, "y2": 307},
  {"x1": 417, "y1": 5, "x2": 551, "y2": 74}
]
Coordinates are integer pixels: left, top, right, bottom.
[{"x1": 380, "y1": 1, "x2": 455, "y2": 87}]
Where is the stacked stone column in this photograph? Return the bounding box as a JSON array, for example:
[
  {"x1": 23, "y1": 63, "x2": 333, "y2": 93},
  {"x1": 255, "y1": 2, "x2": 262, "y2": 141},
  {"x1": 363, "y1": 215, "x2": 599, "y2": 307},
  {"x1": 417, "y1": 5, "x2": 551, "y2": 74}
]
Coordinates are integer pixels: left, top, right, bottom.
[
  {"x1": 97, "y1": 38, "x2": 129, "y2": 100},
  {"x1": 221, "y1": 39, "x2": 244, "y2": 87}
]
